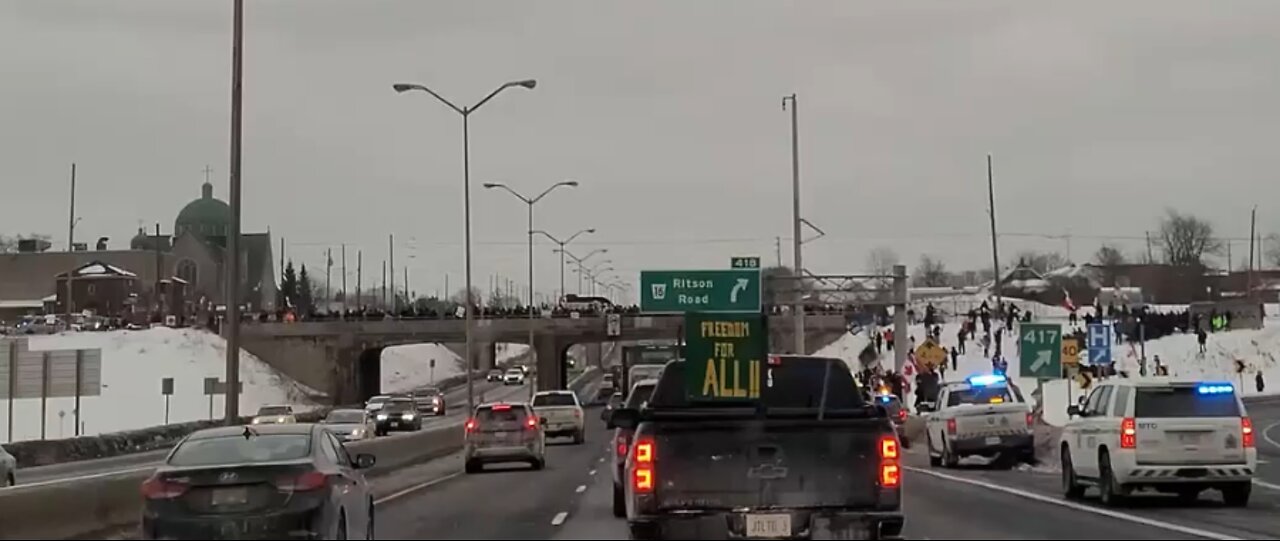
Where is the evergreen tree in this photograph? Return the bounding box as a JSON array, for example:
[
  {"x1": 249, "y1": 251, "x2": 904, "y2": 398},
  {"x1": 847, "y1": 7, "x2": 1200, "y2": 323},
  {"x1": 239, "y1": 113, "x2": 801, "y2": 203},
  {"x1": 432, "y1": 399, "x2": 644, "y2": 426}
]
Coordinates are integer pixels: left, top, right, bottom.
[
  {"x1": 298, "y1": 264, "x2": 314, "y2": 312},
  {"x1": 279, "y1": 261, "x2": 299, "y2": 308}
]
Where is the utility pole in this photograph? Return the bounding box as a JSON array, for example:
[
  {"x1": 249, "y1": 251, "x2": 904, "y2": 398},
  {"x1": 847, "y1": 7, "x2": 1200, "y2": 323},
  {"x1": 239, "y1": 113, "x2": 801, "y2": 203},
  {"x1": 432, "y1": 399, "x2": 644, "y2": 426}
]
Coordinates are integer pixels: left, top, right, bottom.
[
  {"x1": 389, "y1": 234, "x2": 396, "y2": 313},
  {"x1": 356, "y1": 250, "x2": 362, "y2": 309},
  {"x1": 404, "y1": 266, "x2": 410, "y2": 310},
  {"x1": 1248, "y1": 206, "x2": 1257, "y2": 299},
  {"x1": 279, "y1": 237, "x2": 285, "y2": 282},
  {"x1": 324, "y1": 248, "x2": 332, "y2": 309},
  {"x1": 1145, "y1": 231, "x2": 1154, "y2": 264},
  {"x1": 775, "y1": 236, "x2": 782, "y2": 268},
  {"x1": 224, "y1": 0, "x2": 245, "y2": 424},
  {"x1": 783, "y1": 94, "x2": 805, "y2": 354},
  {"x1": 66, "y1": 163, "x2": 77, "y2": 319},
  {"x1": 341, "y1": 244, "x2": 347, "y2": 316},
  {"x1": 381, "y1": 261, "x2": 387, "y2": 309},
  {"x1": 154, "y1": 224, "x2": 163, "y2": 319},
  {"x1": 986, "y1": 154, "x2": 1002, "y2": 305}
]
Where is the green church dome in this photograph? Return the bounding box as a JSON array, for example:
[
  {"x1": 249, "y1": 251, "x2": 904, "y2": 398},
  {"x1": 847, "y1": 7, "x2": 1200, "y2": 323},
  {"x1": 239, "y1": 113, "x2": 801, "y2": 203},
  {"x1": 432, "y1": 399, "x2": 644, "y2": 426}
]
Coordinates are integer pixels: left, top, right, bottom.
[{"x1": 175, "y1": 182, "x2": 231, "y2": 238}]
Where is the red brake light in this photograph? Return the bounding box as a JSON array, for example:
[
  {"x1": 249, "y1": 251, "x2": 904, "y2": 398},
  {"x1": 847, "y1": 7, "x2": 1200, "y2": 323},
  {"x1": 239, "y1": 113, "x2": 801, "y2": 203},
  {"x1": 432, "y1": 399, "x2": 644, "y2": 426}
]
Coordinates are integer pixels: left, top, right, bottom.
[
  {"x1": 1026, "y1": 412, "x2": 1035, "y2": 428},
  {"x1": 879, "y1": 435, "x2": 901, "y2": 488},
  {"x1": 492, "y1": 404, "x2": 511, "y2": 411},
  {"x1": 141, "y1": 476, "x2": 188, "y2": 499},
  {"x1": 615, "y1": 433, "x2": 631, "y2": 459},
  {"x1": 276, "y1": 471, "x2": 329, "y2": 492},
  {"x1": 897, "y1": 409, "x2": 908, "y2": 422},
  {"x1": 768, "y1": 355, "x2": 782, "y2": 366},
  {"x1": 464, "y1": 418, "x2": 478, "y2": 433},
  {"x1": 526, "y1": 415, "x2": 538, "y2": 429},
  {"x1": 632, "y1": 436, "x2": 655, "y2": 493},
  {"x1": 946, "y1": 418, "x2": 957, "y2": 435},
  {"x1": 1242, "y1": 417, "x2": 1254, "y2": 448},
  {"x1": 880, "y1": 436, "x2": 899, "y2": 460},
  {"x1": 1120, "y1": 417, "x2": 1137, "y2": 449}
]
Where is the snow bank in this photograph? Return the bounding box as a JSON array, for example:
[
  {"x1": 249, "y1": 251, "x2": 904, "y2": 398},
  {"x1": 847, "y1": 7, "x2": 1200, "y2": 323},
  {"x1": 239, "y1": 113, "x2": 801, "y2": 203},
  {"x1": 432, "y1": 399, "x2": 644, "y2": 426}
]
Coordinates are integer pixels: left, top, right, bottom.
[
  {"x1": 3, "y1": 328, "x2": 318, "y2": 443},
  {"x1": 378, "y1": 342, "x2": 529, "y2": 393}
]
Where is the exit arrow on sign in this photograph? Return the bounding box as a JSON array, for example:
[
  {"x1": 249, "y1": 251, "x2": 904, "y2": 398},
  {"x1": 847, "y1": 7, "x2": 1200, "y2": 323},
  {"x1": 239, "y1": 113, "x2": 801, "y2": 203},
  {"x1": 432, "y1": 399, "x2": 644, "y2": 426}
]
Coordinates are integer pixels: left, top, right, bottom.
[
  {"x1": 730, "y1": 278, "x2": 749, "y2": 303},
  {"x1": 1030, "y1": 350, "x2": 1052, "y2": 373}
]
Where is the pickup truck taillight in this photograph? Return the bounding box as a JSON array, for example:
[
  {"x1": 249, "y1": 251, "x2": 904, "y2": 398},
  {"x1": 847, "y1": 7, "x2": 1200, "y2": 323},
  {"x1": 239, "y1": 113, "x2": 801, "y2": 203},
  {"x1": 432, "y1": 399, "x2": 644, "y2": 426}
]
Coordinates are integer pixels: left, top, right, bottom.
[
  {"x1": 1242, "y1": 417, "x2": 1254, "y2": 448},
  {"x1": 633, "y1": 436, "x2": 655, "y2": 493},
  {"x1": 1025, "y1": 412, "x2": 1035, "y2": 429},
  {"x1": 1120, "y1": 417, "x2": 1137, "y2": 449},
  {"x1": 879, "y1": 436, "x2": 900, "y2": 488},
  {"x1": 525, "y1": 416, "x2": 539, "y2": 430},
  {"x1": 946, "y1": 418, "x2": 957, "y2": 435}
]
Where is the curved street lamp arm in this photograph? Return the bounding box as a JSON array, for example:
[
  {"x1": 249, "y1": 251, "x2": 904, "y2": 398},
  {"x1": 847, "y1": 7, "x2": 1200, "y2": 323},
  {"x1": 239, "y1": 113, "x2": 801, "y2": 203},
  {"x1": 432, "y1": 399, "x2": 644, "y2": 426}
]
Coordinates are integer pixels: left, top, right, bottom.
[
  {"x1": 392, "y1": 83, "x2": 464, "y2": 116},
  {"x1": 472, "y1": 79, "x2": 535, "y2": 113},
  {"x1": 530, "y1": 180, "x2": 578, "y2": 204},
  {"x1": 484, "y1": 183, "x2": 532, "y2": 204}
]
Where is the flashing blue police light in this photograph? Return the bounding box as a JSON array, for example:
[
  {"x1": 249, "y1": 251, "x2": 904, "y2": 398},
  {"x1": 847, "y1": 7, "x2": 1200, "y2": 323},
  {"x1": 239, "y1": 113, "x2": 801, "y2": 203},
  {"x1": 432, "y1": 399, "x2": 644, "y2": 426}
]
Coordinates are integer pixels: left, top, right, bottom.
[
  {"x1": 879, "y1": 395, "x2": 892, "y2": 404},
  {"x1": 1196, "y1": 383, "x2": 1234, "y2": 395},
  {"x1": 968, "y1": 374, "x2": 1008, "y2": 387}
]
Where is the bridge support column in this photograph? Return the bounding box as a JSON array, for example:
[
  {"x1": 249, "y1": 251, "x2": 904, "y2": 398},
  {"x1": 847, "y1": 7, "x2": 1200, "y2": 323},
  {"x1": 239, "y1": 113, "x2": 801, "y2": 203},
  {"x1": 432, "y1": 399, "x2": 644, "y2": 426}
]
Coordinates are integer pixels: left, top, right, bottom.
[
  {"x1": 586, "y1": 342, "x2": 603, "y2": 368},
  {"x1": 534, "y1": 334, "x2": 571, "y2": 391},
  {"x1": 477, "y1": 342, "x2": 497, "y2": 372}
]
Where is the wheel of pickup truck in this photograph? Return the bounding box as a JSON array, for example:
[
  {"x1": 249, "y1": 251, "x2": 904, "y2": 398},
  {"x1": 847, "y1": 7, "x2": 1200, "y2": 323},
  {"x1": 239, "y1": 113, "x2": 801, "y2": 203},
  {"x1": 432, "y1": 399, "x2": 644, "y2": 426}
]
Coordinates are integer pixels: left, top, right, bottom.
[
  {"x1": 1097, "y1": 450, "x2": 1128, "y2": 507},
  {"x1": 941, "y1": 437, "x2": 959, "y2": 468},
  {"x1": 573, "y1": 430, "x2": 585, "y2": 445},
  {"x1": 926, "y1": 435, "x2": 942, "y2": 467},
  {"x1": 1060, "y1": 445, "x2": 1084, "y2": 499},
  {"x1": 1222, "y1": 482, "x2": 1251, "y2": 507},
  {"x1": 4, "y1": 473, "x2": 13, "y2": 488}
]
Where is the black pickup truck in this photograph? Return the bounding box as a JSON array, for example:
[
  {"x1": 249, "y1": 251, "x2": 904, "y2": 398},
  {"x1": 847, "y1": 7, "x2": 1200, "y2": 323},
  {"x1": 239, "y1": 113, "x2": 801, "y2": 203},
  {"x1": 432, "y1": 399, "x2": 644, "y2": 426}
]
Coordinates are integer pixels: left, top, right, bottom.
[{"x1": 608, "y1": 355, "x2": 904, "y2": 540}]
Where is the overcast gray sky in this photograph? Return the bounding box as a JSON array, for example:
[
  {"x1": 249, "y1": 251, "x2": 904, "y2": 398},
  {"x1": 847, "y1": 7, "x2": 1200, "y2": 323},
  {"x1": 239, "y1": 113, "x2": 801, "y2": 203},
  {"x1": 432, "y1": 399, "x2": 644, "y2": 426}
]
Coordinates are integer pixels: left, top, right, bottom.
[{"x1": 3, "y1": 1, "x2": 1278, "y2": 301}]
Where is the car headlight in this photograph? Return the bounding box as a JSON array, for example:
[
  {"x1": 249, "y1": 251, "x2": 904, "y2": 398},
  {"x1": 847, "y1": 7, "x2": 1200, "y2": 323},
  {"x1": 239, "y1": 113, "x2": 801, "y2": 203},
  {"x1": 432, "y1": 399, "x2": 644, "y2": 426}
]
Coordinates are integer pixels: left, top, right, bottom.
[
  {"x1": 351, "y1": 428, "x2": 364, "y2": 437},
  {"x1": 402, "y1": 413, "x2": 415, "y2": 421},
  {"x1": 376, "y1": 414, "x2": 388, "y2": 421},
  {"x1": 251, "y1": 418, "x2": 262, "y2": 424},
  {"x1": 276, "y1": 418, "x2": 287, "y2": 423}
]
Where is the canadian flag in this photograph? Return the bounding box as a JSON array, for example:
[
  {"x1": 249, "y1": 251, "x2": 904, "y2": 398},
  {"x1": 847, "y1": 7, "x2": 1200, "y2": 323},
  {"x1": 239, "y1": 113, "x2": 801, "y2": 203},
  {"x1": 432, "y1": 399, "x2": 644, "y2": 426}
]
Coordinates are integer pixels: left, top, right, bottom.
[{"x1": 1062, "y1": 288, "x2": 1077, "y2": 312}]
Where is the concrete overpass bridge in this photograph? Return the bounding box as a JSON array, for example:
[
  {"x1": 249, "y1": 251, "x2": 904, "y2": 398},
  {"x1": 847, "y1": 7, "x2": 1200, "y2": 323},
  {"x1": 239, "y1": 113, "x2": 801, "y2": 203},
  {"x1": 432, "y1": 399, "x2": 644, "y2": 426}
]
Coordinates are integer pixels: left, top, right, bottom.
[{"x1": 238, "y1": 313, "x2": 854, "y2": 404}]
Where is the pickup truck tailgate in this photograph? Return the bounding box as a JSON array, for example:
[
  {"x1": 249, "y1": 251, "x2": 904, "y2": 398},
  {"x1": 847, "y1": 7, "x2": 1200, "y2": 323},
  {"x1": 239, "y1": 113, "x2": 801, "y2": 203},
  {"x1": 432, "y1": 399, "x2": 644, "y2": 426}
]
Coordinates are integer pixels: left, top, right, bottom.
[
  {"x1": 951, "y1": 404, "x2": 1028, "y2": 437},
  {"x1": 648, "y1": 419, "x2": 884, "y2": 510}
]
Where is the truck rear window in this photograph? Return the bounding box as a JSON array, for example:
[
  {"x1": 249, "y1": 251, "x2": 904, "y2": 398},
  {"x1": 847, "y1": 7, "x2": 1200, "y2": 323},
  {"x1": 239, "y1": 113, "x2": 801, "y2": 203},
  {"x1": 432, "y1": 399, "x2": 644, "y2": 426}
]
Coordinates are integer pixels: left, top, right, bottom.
[
  {"x1": 626, "y1": 384, "x2": 656, "y2": 408},
  {"x1": 533, "y1": 394, "x2": 576, "y2": 407},
  {"x1": 947, "y1": 386, "x2": 1018, "y2": 406},
  {"x1": 1134, "y1": 387, "x2": 1241, "y2": 418}
]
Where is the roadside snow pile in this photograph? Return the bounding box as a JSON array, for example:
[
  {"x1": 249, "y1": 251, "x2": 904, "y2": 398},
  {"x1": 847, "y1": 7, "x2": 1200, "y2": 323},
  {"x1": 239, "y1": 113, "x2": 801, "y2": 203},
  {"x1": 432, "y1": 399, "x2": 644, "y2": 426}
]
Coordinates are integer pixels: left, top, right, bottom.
[
  {"x1": 380, "y1": 344, "x2": 464, "y2": 393},
  {"x1": 6, "y1": 328, "x2": 318, "y2": 443},
  {"x1": 814, "y1": 329, "x2": 873, "y2": 372}
]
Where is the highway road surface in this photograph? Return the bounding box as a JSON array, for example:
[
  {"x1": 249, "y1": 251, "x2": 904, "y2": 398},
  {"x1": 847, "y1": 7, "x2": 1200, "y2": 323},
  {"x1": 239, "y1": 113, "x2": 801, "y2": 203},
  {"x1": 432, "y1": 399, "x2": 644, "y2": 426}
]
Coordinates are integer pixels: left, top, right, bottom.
[
  {"x1": 5, "y1": 379, "x2": 532, "y2": 490},
  {"x1": 369, "y1": 401, "x2": 1280, "y2": 540}
]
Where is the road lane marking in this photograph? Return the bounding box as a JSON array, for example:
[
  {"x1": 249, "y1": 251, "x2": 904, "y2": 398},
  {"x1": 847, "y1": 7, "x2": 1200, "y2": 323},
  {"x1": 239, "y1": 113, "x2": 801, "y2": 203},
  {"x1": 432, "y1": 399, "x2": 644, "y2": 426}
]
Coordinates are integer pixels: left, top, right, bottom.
[
  {"x1": 551, "y1": 511, "x2": 569, "y2": 526},
  {"x1": 1262, "y1": 422, "x2": 1280, "y2": 451},
  {"x1": 589, "y1": 469, "x2": 597, "y2": 475},
  {"x1": 575, "y1": 484, "x2": 587, "y2": 493},
  {"x1": 905, "y1": 467, "x2": 1241, "y2": 541},
  {"x1": 374, "y1": 472, "x2": 461, "y2": 506},
  {"x1": 1253, "y1": 479, "x2": 1280, "y2": 491}
]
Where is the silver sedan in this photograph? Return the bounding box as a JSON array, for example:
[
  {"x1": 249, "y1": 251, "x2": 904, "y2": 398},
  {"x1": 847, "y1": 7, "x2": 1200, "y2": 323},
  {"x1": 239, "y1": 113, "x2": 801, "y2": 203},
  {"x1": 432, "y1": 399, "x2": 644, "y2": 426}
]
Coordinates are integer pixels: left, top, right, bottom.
[{"x1": 1, "y1": 445, "x2": 15, "y2": 487}]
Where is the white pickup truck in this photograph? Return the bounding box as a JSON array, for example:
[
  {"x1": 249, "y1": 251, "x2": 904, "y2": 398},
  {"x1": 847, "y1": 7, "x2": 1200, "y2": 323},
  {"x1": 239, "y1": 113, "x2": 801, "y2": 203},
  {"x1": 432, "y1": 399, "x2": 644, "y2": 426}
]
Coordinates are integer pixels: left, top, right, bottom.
[
  {"x1": 923, "y1": 374, "x2": 1035, "y2": 467},
  {"x1": 531, "y1": 390, "x2": 586, "y2": 444}
]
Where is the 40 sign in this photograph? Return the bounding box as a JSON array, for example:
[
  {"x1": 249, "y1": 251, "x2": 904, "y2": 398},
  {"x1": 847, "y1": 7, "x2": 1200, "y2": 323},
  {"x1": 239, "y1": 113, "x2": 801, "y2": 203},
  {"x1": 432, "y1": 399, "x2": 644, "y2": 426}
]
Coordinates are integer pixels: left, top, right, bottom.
[{"x1": 684, "y1": 312, "x2": 766, "y2": 402}]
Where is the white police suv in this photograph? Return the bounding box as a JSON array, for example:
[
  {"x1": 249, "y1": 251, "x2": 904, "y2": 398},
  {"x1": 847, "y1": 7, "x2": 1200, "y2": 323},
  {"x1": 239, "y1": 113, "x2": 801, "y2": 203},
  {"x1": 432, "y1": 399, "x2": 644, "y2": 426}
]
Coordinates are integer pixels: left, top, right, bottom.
[{"x1": 1060, "y1": 378, "x2": 1256, "y2": 506}]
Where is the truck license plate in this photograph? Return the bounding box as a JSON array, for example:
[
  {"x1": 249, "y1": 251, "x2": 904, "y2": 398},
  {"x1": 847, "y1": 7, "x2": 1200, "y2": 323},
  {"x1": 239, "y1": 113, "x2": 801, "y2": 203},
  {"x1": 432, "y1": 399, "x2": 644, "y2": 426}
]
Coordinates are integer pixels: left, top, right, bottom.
[
  {"x1": 390, "y1": 422, "x2": 400, "y2": 428},
  {"x1": 985, "y1": 436, "x2": 1001, "y2": 445},
  {"x1": 1178, "y1": 433, "x2": 1201, "y2": 444},
  {"x1": 745, "y1": 513, "x2": 791, "y2": 538}
]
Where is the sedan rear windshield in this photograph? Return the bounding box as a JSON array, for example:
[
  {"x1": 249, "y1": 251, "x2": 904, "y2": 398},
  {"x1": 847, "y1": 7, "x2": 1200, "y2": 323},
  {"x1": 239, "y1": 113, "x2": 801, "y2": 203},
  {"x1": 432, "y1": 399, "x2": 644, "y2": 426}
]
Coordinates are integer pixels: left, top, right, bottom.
[
  {"x1": 533, "y1": 394, "x2": 576, "y2": 407},
  {"x1": 169, "y1": 434, "x2": 311, "y2": 466},
  {"x1": 1135, "y1": 387, "x2": 1241, "y2": 418}
]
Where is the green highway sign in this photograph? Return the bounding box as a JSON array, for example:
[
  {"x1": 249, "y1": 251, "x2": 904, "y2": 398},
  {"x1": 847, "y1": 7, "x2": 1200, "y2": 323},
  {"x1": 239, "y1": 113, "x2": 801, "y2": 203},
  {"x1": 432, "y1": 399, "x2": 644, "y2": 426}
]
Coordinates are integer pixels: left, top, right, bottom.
[
  {"x1": 731, "y1": 256, "x2": 761, "y2": 269},
  {"x1": 640, "y1": 270, "x2": 761, "y2": 313},
  {"x1": 1019, "y1": 323, "x2": 1063, "y2": 380},
  {"x1": 683, "y1": 312, "x2": 766, "y2": 402}
]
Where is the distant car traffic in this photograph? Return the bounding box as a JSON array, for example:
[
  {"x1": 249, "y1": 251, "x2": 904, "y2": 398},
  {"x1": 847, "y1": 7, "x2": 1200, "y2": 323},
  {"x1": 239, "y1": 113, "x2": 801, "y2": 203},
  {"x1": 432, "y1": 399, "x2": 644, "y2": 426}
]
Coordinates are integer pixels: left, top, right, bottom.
[
  {"x1": 250, "y1": 405, "x2": 297, "y2": 425},
  {"x1": 486, "y1": 369, "x2": 504, "y2": 382},
  {"x1": 464, "y1": 402, "x2": 546, "y2": 473},
  {"x1": 503, "y1": 368, "x2": 526, "y2": 385},
  {"x1": 321, "y1": 409, "x2": 376, "y2": 443},
  {"x1": 872, "y1": 392, "x2": 911, "y2": 447},
  {"x1": 414, "y1": 388, "x2": 447, "y2": 416},
  {"x1": 1060, "y1": 378, "x2": 1256, "y2": 507},
  {"x1": 140, "y1": 423, "x2": 376, "y2": 540},
  {"x1": 597, "y1": 373, "x2": 617, "y2": 400},
  {"x1": 364, "y1": 395, "x2": 391, "y2": 414},
  {"x1": 531, "y1": 390, "x2": 585, "y2": 444},
  {"x1": 374, "y1": 398, "x2": 422, "y2": 435},
  {"x1": 1, "y1": 444, "x2": 15, "y2": 487}
]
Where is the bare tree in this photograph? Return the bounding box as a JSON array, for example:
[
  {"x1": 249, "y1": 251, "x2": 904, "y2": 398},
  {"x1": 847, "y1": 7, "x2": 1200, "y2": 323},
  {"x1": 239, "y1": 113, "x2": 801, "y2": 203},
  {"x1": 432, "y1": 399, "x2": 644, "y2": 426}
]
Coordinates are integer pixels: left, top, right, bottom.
[
  {"x1": 866, "y1": 245, "x2": 899, "y2": 281},
  {"x1": 913, "y1": 255, "x2": 950, "y2": 287},
  {"x1": 1014, "y1": 250, "x2": 1069, "y2": 274},
  {"x1": 1092, "y1": 244, "x2": 1127, "y2": 285},
  {"x1": 1158, "y1": 209, "x2": 1221, "y2": 266}
]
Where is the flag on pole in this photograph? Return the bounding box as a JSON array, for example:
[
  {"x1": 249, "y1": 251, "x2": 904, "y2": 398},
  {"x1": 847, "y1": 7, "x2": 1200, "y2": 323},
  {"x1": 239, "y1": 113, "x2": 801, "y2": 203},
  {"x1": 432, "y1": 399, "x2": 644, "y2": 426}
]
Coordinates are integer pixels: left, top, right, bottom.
[{"x1": 1062, "y1": 288, "x2": 1077, "y2": 312}]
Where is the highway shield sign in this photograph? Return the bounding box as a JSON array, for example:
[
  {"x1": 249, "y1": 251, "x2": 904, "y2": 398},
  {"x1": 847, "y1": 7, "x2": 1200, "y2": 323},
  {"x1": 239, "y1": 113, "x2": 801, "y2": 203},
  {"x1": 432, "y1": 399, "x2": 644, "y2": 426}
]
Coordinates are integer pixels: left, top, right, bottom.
[
  {"x1": 731, "y1": 256, "x2": 761, "y2": 269},
  {"x1": 1019, "y1": 323, "x2": 1063, "y2": 380}
]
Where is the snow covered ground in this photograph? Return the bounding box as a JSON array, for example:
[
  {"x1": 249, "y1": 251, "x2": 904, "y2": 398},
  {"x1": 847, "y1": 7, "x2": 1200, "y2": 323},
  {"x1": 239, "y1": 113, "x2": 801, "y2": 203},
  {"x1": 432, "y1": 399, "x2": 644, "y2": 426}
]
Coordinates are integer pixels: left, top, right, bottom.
[
  {"x1": 817, "y1": 300, "x2": 1280, "y2": 428},
  {"x1": 2, "y1": 328, "x2": 319, "y2": 443},
  {"x1": 379, "y1": 342, "x2": 528, "y2": 393}
]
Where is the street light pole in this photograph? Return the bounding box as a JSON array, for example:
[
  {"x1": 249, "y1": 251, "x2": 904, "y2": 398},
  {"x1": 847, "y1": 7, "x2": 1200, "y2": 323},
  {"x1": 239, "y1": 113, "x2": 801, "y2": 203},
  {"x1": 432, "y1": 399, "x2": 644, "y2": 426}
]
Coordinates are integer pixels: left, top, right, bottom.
[
  {"x1": 225, "y1": 0, "x2": 245, "y2": 424},
  {"x1": 393, "y1": 79, "x2": 536, "y2": 413},
  {"x1": 484, "y1": 181, "x2": 578, "y2": 392},
  {"x1": 782, "y1": 94, "x2": 805, "y2": 355},
  {"x1": 535, "y1": 228, "x2": 594, "y2": 301}
]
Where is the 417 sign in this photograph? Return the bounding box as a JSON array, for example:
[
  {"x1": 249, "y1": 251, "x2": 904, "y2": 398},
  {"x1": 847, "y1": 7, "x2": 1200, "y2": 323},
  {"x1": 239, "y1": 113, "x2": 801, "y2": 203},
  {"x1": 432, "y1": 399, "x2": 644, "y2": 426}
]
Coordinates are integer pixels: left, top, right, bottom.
[{"x1": 1019, "y1": 323, "x2": 1063, "y2": 380}]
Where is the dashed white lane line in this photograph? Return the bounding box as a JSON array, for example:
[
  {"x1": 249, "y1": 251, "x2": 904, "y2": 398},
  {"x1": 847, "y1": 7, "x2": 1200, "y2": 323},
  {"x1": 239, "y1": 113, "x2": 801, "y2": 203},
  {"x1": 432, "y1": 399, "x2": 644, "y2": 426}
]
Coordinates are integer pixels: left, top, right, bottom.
[
  {"x1": 598, "y1": 457, "x2": 605, "y2": 463},
  {"x1": 575, "y1": 484, "x2": 587, "y2": 493},
  {"x1": 374, "y1": 472, "x2": 461, "y2": 506},
  {"x1": 589, "y1": 469, "x2": 597, "y2": 476},
  {"x1": 551, "y1": 511, "x2": 569, "y2": 526},
  {"x1": 905, "y1": 467, "x2": 1241, "y2": 541}
]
